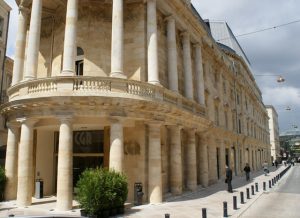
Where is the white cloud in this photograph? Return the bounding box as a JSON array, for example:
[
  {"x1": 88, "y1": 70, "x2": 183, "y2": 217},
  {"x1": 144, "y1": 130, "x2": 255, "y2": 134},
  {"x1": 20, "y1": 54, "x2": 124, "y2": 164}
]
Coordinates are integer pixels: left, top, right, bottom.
[{"x1": 262, "y1": 86, "x2": 300, "y2": 107}]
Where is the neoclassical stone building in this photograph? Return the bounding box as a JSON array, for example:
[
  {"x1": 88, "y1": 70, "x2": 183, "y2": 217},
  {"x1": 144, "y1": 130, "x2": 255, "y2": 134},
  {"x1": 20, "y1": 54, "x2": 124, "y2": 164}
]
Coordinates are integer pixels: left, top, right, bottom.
[{"x1": 1, "y1": 0, "x2": 271, "y2": 211}]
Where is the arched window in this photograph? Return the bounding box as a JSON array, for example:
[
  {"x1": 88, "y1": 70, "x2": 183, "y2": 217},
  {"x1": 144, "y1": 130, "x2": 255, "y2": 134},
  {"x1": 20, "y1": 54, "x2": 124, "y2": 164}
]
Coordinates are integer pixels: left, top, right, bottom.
[{"x1": 76, "y1": 47, "x2": 84, "y2": 76}]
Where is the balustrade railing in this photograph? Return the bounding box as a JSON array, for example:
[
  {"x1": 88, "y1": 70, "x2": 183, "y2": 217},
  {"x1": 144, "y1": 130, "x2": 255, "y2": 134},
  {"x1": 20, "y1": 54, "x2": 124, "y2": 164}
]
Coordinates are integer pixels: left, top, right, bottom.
[{"x1": 7, "y1": 76, "x2": 206, "y2": 117}]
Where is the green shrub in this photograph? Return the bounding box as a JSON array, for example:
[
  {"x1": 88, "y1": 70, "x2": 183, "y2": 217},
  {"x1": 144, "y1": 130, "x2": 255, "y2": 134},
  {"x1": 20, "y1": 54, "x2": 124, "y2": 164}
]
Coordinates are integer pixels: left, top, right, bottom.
[
  {"x1": 75, "y1": 168, "x2": 128, "y2": 216},
  {"x1": 0, "y1": 166, "x2": 6, "y2": 201}
]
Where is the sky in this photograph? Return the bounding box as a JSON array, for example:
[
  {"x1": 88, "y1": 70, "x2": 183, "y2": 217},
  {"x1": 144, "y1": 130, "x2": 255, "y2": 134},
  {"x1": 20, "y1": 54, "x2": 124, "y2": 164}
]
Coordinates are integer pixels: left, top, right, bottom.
[
  {"x1": 4, "y1": 0, "x2": 300, "y2": 133},
  {"x1": 191, "y1": 0, "x2": 300, "y2": 133}
]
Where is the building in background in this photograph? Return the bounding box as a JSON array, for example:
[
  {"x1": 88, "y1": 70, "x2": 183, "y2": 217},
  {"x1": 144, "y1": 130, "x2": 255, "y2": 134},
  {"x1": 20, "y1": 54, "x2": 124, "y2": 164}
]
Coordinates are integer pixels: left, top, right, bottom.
[
  {"x1": 280, "y1": 127, "x2": 300, "y2": 160},
  {"x1": 0, "y1": 1, "x2": 11, "y2": 166},
  {"x1": 1, "y1": 0, "x2": 270, "y2": 210},
  {"x1": 266, "y1": 105, "x2": 280, "y2": 162}
]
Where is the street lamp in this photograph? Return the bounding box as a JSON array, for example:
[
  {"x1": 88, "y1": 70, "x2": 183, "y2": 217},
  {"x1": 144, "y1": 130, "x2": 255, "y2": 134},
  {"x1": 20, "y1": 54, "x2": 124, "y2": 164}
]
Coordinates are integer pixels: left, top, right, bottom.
[{"x1": 254, "y1": 74, "x2": 286, "y2": 83}]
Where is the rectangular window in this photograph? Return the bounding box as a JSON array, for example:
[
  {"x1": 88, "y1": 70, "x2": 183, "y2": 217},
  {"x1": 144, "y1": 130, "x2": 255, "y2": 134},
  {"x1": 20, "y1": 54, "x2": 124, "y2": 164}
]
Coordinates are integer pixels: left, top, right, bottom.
[{"x1": 0, "y1": 17, "x2": 3, "y2": 38}]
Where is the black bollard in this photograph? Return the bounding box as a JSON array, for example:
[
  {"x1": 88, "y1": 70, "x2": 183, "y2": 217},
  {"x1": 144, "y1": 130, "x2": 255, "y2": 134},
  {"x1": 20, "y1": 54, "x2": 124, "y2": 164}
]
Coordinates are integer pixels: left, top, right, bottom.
[
  {"x1": 272, "y1": 178, "x2": 274, "y2": 186},
  {"x1": 223, "y1": 201, "x2": 228, "y2": 218},
  {"x1": 263, "y1": 182, "x2": 266, "y2": 191},
  {"x1": 251, "y1": 185, "x2": 255, "y2": 195},
  {"x1": 246, "y1": 188, "x2": 250, "y2": 199},
  {"x1": 165, "y1": 214, "x2": 170, "y2": 218},
  {"x1": 255, "y1": 182, "x2": 258, "y2": 192},
  {"x1": 269, "y1": 180, "x2": 272, "y2": 188},
  {"x1": 240, "y1": 191, "x2": 244, "y2": 204},
  {"x1": 233, "y1": 196, "x2": 237, "y2": 210},
  {"x1": 202, "y1": 208, "x2": 207, "y2": 218}
]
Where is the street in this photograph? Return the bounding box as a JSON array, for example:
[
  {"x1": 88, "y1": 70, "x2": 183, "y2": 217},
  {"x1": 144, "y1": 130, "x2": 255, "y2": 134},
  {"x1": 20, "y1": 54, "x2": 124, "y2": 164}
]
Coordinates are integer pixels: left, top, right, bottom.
[{"x1": 240, "y1": 165, "x2": 300, "y2": 218}]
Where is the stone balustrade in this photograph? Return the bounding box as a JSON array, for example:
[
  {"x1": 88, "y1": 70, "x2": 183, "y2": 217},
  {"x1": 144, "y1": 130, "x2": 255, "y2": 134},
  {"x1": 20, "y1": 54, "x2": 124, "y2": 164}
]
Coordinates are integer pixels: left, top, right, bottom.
[{"x1": 6, "y1": 76, "x2": 206, "y2": 117}]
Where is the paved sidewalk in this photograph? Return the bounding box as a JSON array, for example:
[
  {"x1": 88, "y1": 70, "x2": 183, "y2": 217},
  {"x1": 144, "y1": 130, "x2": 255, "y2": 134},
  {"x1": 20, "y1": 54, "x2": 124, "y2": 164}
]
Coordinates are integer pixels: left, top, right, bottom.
[
  {"x1": 124, "y1": 165, "x2": 287, "y2": 218},
  {"x1": 0, "y1": 165, "x2": 288, "y2": 218}
]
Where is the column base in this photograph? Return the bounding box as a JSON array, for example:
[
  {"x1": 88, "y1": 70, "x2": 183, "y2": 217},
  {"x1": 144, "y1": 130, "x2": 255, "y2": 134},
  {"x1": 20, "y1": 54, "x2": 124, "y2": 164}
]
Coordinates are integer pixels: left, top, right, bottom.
[
  {"x1": 61, "y1": 70, "x2": 74, "y2": 76},
  {"x1": 110, "y1": 71, "x2": 127, "y2": 79},
  {"x1": 148, "y1": 80, "x2": 161, "y2": 86}
]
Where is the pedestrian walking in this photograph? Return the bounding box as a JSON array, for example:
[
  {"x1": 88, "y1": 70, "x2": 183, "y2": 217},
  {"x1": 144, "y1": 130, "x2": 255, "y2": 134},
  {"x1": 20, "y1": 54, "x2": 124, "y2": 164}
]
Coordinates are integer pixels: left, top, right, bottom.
[
  {"x1": 244, "y1": 163, "x2": 251, "y2": 181},
  {"x1": 275, "y1": 160, "x2": 278, "y2": 168},
  {"x1": 225, "y1": 165, "x2": 233, "y2": 193},
  {"x1": 263, "y1": 161, "x2": 268, "y2": 176}
]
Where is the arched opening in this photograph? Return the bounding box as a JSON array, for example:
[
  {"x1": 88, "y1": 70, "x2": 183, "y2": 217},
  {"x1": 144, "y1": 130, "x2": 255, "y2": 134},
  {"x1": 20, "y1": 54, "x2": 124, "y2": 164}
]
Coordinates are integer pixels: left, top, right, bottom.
[{"x1": 76, "y1": 47, "x2": 84, "y2": 76}]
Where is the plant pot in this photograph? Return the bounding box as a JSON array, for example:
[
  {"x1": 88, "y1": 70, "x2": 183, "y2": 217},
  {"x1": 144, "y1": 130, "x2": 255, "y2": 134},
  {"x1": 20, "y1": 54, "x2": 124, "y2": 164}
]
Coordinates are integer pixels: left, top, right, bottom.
[
  {"x1": 109, "y1": 208, "x2": 117, "y2": 216},
  {"x1": 97, "y1": 210, "x2": 110, "y2": 218},
  {"x1": 117, "y1": 206, "x2": 125, "y2": 214},
  {"x1": 80, "y1": 209, "x2": 88, "y2": 217}
]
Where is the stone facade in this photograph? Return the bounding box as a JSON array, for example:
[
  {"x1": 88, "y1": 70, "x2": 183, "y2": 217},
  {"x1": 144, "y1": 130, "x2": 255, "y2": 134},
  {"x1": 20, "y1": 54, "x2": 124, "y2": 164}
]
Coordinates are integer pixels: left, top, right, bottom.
[
  {"x1": 266, "y1": 105, "x2": 280, "y2": 162},
  {"x1": 1, "y1": 0, "x2": 271, "y2": 211},
  {"x1": 0, "y1": 0, "x2": 12, "y2": 164}
]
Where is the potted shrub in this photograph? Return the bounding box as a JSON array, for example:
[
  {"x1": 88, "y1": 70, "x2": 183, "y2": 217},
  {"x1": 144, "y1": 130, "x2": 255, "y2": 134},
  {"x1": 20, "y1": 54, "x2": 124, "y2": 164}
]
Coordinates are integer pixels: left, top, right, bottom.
[
  {"x1": 0, "y1": 166, "x2": 6, "y2": 201},
  {"x1": 75, "y1": 168, "x2": 128, "y2": 218}
]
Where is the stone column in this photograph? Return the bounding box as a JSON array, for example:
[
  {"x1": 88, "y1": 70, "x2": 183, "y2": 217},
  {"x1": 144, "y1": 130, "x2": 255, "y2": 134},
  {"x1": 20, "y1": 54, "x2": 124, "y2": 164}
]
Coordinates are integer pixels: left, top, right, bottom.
[
  {"x1": 208, "y1": 138, "x2": 217, "y2": 183},
  {"x1": 182, "y1": 32, "x2": 194, "y2": 99},
  {"x1": 169, "y1": 126, "x2": 182, "y2": 195},
  {"x1": 23, "y1": 0, "x2": 42, "y2": 80},
  {"x1": 12, "y1": 7, "x2": 28, "y2": 85},
  {"x1": 4, "y1": 123, "x2": 20, "y2": 200},
  {"x1": 220, "y1": 141, "x2": 226, "y2": 179},
  {"x1": 147, "y1": 0, "x2": 160, "y2": 85},
  {"x1": 194, "y1": 43, "x2": 205, "y2": 105},
  {"x1": 148, "y1": 122, "x2": 162, "y2": 203},
  {"x1": 186, "y1": 129, "x2": 197, "y2": 191},
  {"x1": 166, "y1": 16, "x2": 178, "y2": 92},
  {"x1": 56, "y1": 117, "x2": 73, "y2": 211},
  {"x1": 199, "y1": 137, "x2": 209, "y2": 187},
  {"x1": 109, "y1": 122, "x2": 124, "y2": 172},
  {"x1": 16, "y1": 118, "x2": 37, "y2": 207},
  {"x1": 110, "y1": 0, "x2": 125, "y2": 78},
  {"x1": 61, "y1": 0, "x2": 78, "y2": 76}
]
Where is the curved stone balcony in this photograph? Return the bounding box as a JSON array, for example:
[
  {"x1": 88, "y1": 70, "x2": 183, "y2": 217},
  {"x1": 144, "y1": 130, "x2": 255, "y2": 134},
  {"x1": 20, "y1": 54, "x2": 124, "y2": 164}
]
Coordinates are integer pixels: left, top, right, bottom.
[{"x1": 3, "y1": 77, "x2": 208, "y2": 129}]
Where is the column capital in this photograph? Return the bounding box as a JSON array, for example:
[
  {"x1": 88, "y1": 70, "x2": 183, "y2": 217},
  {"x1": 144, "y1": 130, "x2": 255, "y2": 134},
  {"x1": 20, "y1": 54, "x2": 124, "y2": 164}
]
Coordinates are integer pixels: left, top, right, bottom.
[
  {"x1": 167, "y1": 125, "x2": 183, "y2": 131},
  {"x1": 58, "y1": 115, "x2": 73, "y2": 124},
  {"x1": 180, "y1": 31, "x2": 190, "y2": 39},
  {"x1": 6, "y1": 121, "x2": 20, "y2": 129},
  {"x1": 144, "y1": 0, "x2": 156, "y2": 3},
  {"x1": 164, "y1": 15, "x2": 175, "y2": 22},
  {"x1": 19, "y1": 5, "x2": 30, "y2": 15},
  {"x1": 193, "y1": 41, "x2": 203, "y2": 48},
  {"x1": 16, "y1": 117, "x2": 39, "y2": 127},
  {"x1": 148, "y1": 121, "x2": 162, "y2": 128}
]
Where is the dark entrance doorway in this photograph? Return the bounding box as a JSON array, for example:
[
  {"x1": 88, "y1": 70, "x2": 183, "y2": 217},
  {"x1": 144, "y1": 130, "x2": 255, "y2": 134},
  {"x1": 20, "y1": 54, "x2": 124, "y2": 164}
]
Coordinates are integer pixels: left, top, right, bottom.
[{"x1": 54, "y1": 130, "x2": 105, "y2": 190}]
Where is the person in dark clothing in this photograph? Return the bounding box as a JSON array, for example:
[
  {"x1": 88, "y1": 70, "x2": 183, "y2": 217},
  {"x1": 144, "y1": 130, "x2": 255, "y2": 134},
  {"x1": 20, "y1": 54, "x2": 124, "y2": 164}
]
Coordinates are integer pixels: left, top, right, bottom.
[
  {"x1": 225, "y1": 165, "x2": 233, "y2": 193},
  {"x1": 275, "y1": 160, "x2": 278, "y2": 168},
  {"x1": 244, "y1": 163, "x2": 251, "y2": 181}
]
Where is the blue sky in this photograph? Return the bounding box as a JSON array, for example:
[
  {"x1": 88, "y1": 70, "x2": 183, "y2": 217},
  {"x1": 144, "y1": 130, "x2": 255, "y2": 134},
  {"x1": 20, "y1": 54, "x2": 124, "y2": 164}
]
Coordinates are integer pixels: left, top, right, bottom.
[{"x1": 5, "y1": 0, "x2": 300, "y2": 133}]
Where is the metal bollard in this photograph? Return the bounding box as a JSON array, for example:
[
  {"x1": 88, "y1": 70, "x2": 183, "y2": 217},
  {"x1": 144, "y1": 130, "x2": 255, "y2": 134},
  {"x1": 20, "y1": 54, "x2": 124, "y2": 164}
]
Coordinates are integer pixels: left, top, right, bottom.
[
  {"x1": 240, "y1": 191, "x2": 244, "y2": 204},
  {"x1": 223, "y1": 201, "x2": 228, "y2": 218},
  {"x1": 263, "y1": 182, "x2": 266, "y2": 191},
  {"x1": 165, "y1": 214, "x2": 170, "y2": 218},
  {"x1": 202, "y1": 208, "x2": 207, "y2": 218},
  {"x1": 251, "y1": 185, "x2": 255, "y2": 195},
  {"x1": 269, "y1": 180, "x2": 272, "y2": 188},
  {"x1": 255, "y1": 182, "x2": 258, "y2": 192},
  {"x1": 233, "y1": 196, "x2": 237, "y2": 210},
  {"x1": 272, "y1": 178, "x2": 274, "y2": 186},
  {"x1": 246, "y1": 188, "x2": 250, "y2": 199}
]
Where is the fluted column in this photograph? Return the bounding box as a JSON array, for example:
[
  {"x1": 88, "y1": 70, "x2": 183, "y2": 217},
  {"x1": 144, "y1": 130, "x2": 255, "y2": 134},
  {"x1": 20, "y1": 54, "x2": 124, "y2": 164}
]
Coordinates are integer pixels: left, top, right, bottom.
[
  {"x1": 186, "y1": 129, "x2": 197, "y2": 191},
  {"x1": 147, "y1": 0, "x2": 160, "y2": 85},
  {"x1": 182, "y1": 32, "x2": 193, "y2": 99},
  {"x1": 148, "y1": 122, "x2": 162, "y2": 203},
  {"x1": 56, "y1": 117, "x2": 73, "y2": 211},
  {"x1": 194, "y1": 43, "x2": 205, "y2": 105},
  {"x1": 4, "y1": 123, "x2": 20, "y2": 200},
  {"x1": 109, "y1": 121, "x2": 124, "y2": 172},
  {"x1": 166, "y1": 16, "x2": 178, "y2": 92},
  {"x1": 16, "y1": 118, "x2": 37, "y2": 207},
  {"x1": 110, "y1": 0, "x2": 125, "y2": 78},
  {"x1": 199, "y1": 137, "x2": 209, "y2": 187},
  {"x1": 169, "y1": 126, "x2": 182, "y2": 195},
  {"x1": 23, "y1": 0, "x2": 42, "y2": 80},
  {"x1": 62, "y1": 0, "x2": 78, "y2": 76},
  {"x1": 12, "y1": 7, "x2": 28, "y2": 85}
]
